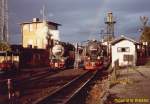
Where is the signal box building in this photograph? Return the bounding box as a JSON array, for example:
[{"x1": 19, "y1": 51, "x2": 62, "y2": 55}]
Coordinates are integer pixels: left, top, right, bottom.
[
  {"x1": 21, "y1": 18, "x2": 61, "y2": 49},
  {"x1": 111, "y1": 36, "x2": 139, "y2": 67}
]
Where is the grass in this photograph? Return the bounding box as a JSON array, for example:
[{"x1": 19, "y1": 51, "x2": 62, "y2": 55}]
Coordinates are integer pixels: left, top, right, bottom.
[{"x1": 145, "y1": 59, "x2": 150, "y2": 66}]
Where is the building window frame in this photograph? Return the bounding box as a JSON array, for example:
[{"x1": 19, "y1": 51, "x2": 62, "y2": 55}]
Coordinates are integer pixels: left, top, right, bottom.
[
  {"x1": 29, "y1": 24, "x2": 33, "y2": 32},
  {"x1": 117, "y1": 47, "x2": 130, "y2": 52}
]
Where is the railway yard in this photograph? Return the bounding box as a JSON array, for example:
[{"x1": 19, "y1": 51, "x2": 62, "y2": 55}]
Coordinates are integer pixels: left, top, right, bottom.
[
  {"x1": 0, "y1": 1, "x2": 150, "y2": 104},
  {"x1": 0, "y1": 61, "x2": 110, "y2": 104},
  {"x1": 1, "y1": 57, "x2": 150, "y2": 104}
]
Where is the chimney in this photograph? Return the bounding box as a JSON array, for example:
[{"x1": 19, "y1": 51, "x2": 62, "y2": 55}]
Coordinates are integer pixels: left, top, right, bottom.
[{"x1": 32, "y1": 18, "x2": 40, "y2": 22}]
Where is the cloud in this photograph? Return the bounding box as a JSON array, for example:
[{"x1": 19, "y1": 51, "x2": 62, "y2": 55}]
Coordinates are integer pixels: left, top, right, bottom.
[{"x1": 8, "y1": 0, "x2": 150, "y2": 43}]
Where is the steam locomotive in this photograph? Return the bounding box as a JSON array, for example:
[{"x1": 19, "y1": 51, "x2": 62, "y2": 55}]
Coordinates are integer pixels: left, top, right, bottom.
[
  {"x1": 82, "y1": 40, "x2": 105, "y2": 70},
  {"x1": 49, "y1": 41, "x2": 75, "y2": 69}
]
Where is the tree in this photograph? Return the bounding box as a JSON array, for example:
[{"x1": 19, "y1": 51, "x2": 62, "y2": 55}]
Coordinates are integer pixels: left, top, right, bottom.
[
  {"x1": 140, "y1": 26, "x2": 150, "y2": 43},
  {"x1": 0, "y1": 41, "x2": 11, "y2": 51}
]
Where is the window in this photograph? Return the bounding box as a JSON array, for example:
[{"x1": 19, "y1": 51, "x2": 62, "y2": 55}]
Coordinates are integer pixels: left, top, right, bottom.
[
  {"x1": 34, "y1": 23, "x2": 38, "y2": 30},
  {"x1": 29, "y1": 24, "x2": 33, "y2": 31},
  {"x1": 117, "y1": 47, "x2": 130, "y2": 52},
  {"x1": 123, "y1": 55, "x2": 133, "y2": 61},
  {"x1": 23, "y1": 25, "x2": 29, "y2": 31}
]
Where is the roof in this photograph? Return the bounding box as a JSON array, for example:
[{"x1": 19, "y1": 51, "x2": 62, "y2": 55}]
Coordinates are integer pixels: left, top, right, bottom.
[
  {"x1": 21, "y1": 20, "x2": 61, "y2": 26},
  {"x1": 111, "y1": 36, "x2": 139, "y2": 45}
]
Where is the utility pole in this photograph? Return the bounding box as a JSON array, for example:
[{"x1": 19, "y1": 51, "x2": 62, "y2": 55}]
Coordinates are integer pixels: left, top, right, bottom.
[
  {"x1": 100, "y1": 29, "x2": 104, "y2": 42},
  {"x1": 42, "y1": 5, "x2": 47, "y2": 22},
  {"x1": 74, "y1": 43, "x2": 80, "y2": 69},
  {"x1": 0, "y1": 0, "x2": 9, "y2": 42}
]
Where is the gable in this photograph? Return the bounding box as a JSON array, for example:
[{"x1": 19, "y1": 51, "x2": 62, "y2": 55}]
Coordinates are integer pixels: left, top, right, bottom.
[
  {"x1": 111, "y1": 36, "x2": 138, "y2": 45},
  {"x1": 114, "y1": 40, "x2": 135, "y2": 47}
]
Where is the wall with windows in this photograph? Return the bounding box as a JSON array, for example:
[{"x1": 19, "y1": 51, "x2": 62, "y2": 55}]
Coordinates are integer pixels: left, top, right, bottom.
[
  {"x1": 22, "y1": 21, "x2": 60, "y2": 49},
  {"x1": 111, "y1": 40, "x2": 137, "y2": 67}
]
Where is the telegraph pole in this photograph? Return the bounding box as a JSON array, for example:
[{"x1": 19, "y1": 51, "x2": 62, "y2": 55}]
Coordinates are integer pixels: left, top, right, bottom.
[{"x1": 0, "y1": 0, "x2": 9, "y2": 42}]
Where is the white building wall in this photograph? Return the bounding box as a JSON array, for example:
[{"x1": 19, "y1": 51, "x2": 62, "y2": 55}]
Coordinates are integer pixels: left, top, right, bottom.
[
  {"x1": 48, "y1": 29, "x2": 60, "y2": 41},
  {"x1": 35, "y1": 23, "x2": 48, "y2": 49},
  {"x1": 35, "y1": 22, "x2": 60, "y2": 49},
  {"x1": 111, "y1": 40, "x2": 137, "y2": 67}
]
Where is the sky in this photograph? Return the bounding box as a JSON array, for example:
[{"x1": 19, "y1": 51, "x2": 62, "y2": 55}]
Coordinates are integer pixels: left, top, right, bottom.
[{"x1": 8, "y1": 0, "x2": 150, "y2": 44}]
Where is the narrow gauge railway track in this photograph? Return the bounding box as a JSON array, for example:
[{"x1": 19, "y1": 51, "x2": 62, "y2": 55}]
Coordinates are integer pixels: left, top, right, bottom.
[
  {"x1": 14, "y1": 69, "x2": 68, "y2": 98},
  {"x1": 18, "y1": 68, "x2": 87, "y2": 104},
  {"x1": 0, "y1": 68, "x2": 70, "y2": 104},
  {"x1": 0, "y1": 68, "x2": 66, "y2": 84},
  {"x1": 34, "y1": 70, "x2": 98, "y2": 104},
  {"x1": 12, "y1": 69, "x2": 69, "y2": 94},
  {"x1": 0, "y1": 69, "x2": 48, "y2": 83},
  {"x1": 0, "y1": 68, "x2": 67, "y2": 95},
  {"x1": 18, "y1": 69, "x2": 66, "y2": 85},
  {"x1": 0, "y1": 68, "x2": 49, "y2": 81}
]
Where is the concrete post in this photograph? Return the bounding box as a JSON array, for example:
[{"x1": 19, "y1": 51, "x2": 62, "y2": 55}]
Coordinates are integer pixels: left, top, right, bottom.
[{"x1": 7, "y1": 79, "x2": 15, "y2": 102}]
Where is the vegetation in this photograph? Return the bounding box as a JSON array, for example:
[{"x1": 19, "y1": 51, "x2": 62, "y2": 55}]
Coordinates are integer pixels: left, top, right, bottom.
[
  {"x1": 140, "y1": 26, "x2": 150, "y2": 43},
  {"x1": 0, "y1": 41, "x2": 11, "y2": 51}
]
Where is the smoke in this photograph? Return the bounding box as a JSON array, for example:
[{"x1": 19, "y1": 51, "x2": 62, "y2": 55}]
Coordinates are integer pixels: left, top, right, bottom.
[{"x1": 35, "y1": 21, "x2": 60, "y2": 41}]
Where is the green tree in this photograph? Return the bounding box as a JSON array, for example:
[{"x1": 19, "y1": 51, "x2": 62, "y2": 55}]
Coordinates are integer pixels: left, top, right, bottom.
[
  {"x1": 0, "y1": 41, "x2": 11, "y2": 51},
  {"x1": 140, "y1": 26, "x2": 150, "y2": 43}
]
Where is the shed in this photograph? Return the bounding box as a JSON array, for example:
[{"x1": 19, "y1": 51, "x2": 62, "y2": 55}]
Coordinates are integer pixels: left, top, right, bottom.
[{"x1": 111, "y1": 36, "x2": 138, "y2": 67}]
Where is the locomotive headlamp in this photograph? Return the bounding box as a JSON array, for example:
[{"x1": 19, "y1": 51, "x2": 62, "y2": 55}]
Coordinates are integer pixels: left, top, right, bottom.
[
  {"x1": 61, "y1": 59, "x2": 65, "y2": 62},
  {"x1": 97, "y1": 56, "x2": 100, "y2": 59},
  {"x1": 87, "y1": 57, "x2": 90, "y2": 60}
]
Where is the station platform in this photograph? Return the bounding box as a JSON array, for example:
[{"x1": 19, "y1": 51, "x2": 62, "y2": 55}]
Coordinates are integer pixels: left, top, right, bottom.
[{"x1": 107, "y1": 58, "x2": 150, "y2": 104}]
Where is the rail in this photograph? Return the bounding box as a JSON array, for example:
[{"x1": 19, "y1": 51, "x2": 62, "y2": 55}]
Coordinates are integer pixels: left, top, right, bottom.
[
  {"x1": 34, "y1": 70, "x2": 97, "y2": 104},
  {"x1": 0, "y1": 68, "x2": 67, "y2": 103}
]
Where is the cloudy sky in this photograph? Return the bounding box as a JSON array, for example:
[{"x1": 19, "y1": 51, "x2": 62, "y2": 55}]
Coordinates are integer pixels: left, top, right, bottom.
[{"x1": 9, "y1": 0, "x2": 150, "y2": 44}]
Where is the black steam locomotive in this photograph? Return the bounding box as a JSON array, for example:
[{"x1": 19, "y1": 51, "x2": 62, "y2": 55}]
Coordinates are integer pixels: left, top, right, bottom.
[
  {"x1": 49, "y1": 41, "x2": 75, "y2": 69},
  {"x1": 82, "y1": 40, "x2": 105, "y2": 70}
]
